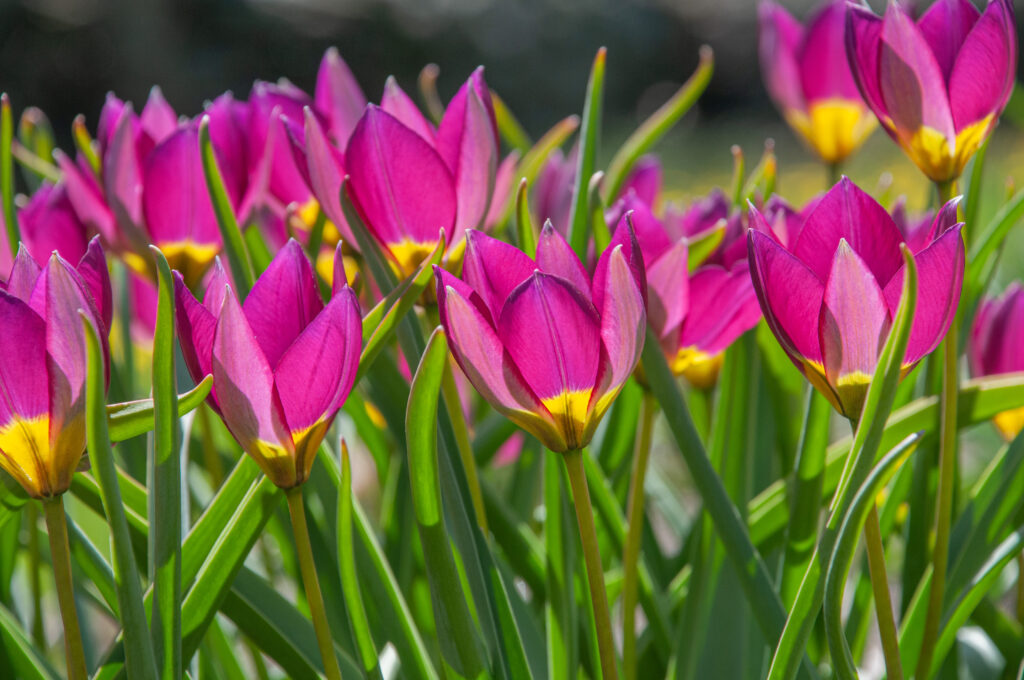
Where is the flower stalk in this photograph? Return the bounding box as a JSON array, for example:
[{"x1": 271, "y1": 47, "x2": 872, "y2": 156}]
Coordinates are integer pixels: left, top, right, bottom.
[{"x1": 42, "y1": 496, "x2": 88, "y2": 680}]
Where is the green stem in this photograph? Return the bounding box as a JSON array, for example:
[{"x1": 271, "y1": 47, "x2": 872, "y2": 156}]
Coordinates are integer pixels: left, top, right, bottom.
[
  {"x1": 864, "y1": 504, "x2": 903, "y2": 680},
  {"x1": 27, "y1": 503, "x2": 44, "y2": 647},
  {"x1": 1, "y1": 94, "x2": 20, "y2": 254},
  {"x1": 563, "y1": 448, "x2": 618, "y2": 680},
  {"x1": 440, "y1": 360, "x2": 489, "y2": 534},
  {"x1": 827, "y1": 161, "x2": 841, "y2": 189},
  {"x1": 42, "y1": 496, "x2": 88, "y2": 680},
  {"x1": 918, "y1": 180, "x2": 961, "y2": 679},
  {"x1": 285, "y1": 486, "x2": 342, "y2": 680},
  {"x1": 1016, "y1": 552, "x2": 1023, "y2": 624},
  {"x1": 622, "y1": 392, "x2": 656, "y2": 680}
]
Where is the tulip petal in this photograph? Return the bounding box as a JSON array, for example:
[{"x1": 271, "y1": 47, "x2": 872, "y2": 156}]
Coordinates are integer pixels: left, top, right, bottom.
[
  {"x1": 5, "y1": 246, "x2": 41, "y2": 302},
  {"x1": 679, "y1": 263, "x2": 761, "y2": 355},
  {"x1": 242, "y1": 240, "x2": 323, "y2": 368},
  {"x1": 380, "y1": 77, "x2": 437, "y2": 143},
  {"x1": 535, "y1": 221, "x2": 591, "y2": 299},
  {"x1": 213, "y1": 291, "x2": 292, "y2": 455},
  {"x1": 971, "y1": 283, "x2": 1024, "y2": 376},
  {"x1": 103, "y1": 105, "x2": 144, "y2": 230},
  {"x1": 174, "y1": 272, "x2": 217, "y2": 390},
  {"x1": 759, "y1": 1, "x2": 807, "y2": 114},
  {"x1": 645, "y1": 241, "x2": 690, "y2": 339},
  {"x1": 76, "y1": 237, "x2": 113, "y2": 333},
  {"x1": 847, "y1": 5, "x2": 890, "y2": 121},
  {"x1": 302, "y1": 108, "x2": 354, "y2": 243},
  {"x1": 18, "y1": 183, "x2": 88, "y2": 269},
  {"x1": 748, "y1": 229, "x2": 825, "y2": 364},
  {"x1": 607, "y1": 196, "x2": 674, "y2": 264},
  {"x1": 435, "y1": 269, "x2": 562, "y2": 447},
  {"x1": 879, "y1": 4, "x2": 956, "y2": 140},
  {"x1": 315, "y1": 47, "x2": 368, "y2": 145},
  {"x1": 883, "y1": 224, "x2": 964, "y2": 365},
  {"x1": 619, "y1": 156, "x2": 662, "y2": 205},
  {"x1": 437, "y1": 74, "x2": 499, "y2": 235},
  {"x1": 345, "y1": 106, "x2": 457, "y2": 251},
  {"x1": 140, "y1": 86, "x2": 178, "y2": 145},
  {"x1": 799, "y1": 1, "x2": 862, "y2": 102},
  {"x1": 948, "y1": 0, "x2": 1016, "y2": 130},
  {"x1": 593, "y1": 214, "x2": 648, "y2": 313},
  {"x1": 793, "y1": 177, "x2": 905, "y2": 285},
  {"x1": 0, "y1": 291, "x2": 49, "y2": 425},
  {"x1": 819, "y1": 240, "x2": 891, "y2": 393},
  {"x1": 593, "y1": 245, "x2": 647, "y2": 408},
  {"x1": 462, "y1": 230, "x2": 535, "y2": 321},
  {"x1": 919, "y1": 0, "x2": 980, "y2": 81},
  {"x1": 55, "y1": 151, "x2": 118, "y2": 244}
]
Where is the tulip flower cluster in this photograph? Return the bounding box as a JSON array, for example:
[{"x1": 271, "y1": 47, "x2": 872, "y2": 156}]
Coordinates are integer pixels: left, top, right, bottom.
[{"x1": 0, "y1": 1, "x2": 1022, "y2": 679}]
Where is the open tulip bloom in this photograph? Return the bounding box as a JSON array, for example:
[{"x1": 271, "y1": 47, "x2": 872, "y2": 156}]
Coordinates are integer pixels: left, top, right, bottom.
[
  {"x1": 435, "y1": 224, "x2": 646, "y2": 454},
  {"x1": 748, "y1": 178, "x2": 964, "y2": 421},
  {"x1": 759, "y1": 0, "x2": 877, "y2": 165},
  {"x1": 846, "y1": 0, "x2": 1016, "y2": 183},
  {"x1": 0, "y1": 239, "x2": 111, "y2": 499},
  {"x1": 175, "y1": 239, "x2": 361, "y2": 489}
]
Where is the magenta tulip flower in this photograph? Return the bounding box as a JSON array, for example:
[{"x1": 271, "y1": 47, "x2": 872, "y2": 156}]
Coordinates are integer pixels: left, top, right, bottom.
[
  {"x1": 846, "y1": 0, "x2": 1016, "y2": 182},
  {"x1": 0, "y1": 239, "x2": 112, "y2": 498},
  {"x1": 175, "y1": 240, "x2": 361, "y2": 488},
  {"x1": 607, "y1": 193, "x2": 761, "y2": 388},
  {"x1": 434, "y1": 225, "x2": 645, "y2": 452},
  {"x1": 970, "y1": 283, "x2": 1024, "y2": 438},
  {"x1": 0, "y1": 182, "x2": 89, "y2": 279},
  {"x1": 339, "y1": 68, "x2": 501, "y2": 277},
  {"x1": 759, "y1": 0, "x2": 877, "y2": 164},
  {"x1": 748, "y1": 178, "x2": 964, "y2": 420}
]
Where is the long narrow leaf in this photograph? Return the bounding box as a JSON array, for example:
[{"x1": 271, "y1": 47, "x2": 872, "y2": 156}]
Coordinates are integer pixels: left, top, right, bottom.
[
  {"x1": 1, "y1": 94, "x2": 19, "y2": 253},
  {"x1": 567, "y1": 48, "x2": 606, "y2": 260},
  {"x1": 106, "y1": 377, "x2": 212, "y2": 443}
]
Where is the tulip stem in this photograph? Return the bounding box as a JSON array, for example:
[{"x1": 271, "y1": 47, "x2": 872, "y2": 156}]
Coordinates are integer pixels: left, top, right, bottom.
[
  {"x1": 42, "y1": 496, "x2": 88, "y2": 680},
  {"x1": 827, "y1": 161, "x2": 841, "y2": 188},
  {"x1": 864, "y1": 504, "x2": 904, "y2": 680},
  {"x1": 440, "y1": 359, "x2": 489, "y2": 534},
  {"x1": 285, "y1": 486, "x2": 342, "y2": 680},
  {"x1": 563, "y1": 448, "x2": 618, "y2": 680},
  {"x1": 918, "y1": 181, "x2": 960, "y2": 679},
  {"x1": 1017, "y1": 552, "x2": 1024, "y2": 624},
  {"x1": 622, "y1": 391, "x2": 657, "y2": 680}
]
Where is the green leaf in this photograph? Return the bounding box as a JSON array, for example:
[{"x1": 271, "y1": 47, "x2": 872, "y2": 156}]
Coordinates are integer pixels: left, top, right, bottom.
[
  {"x1": 1, "y1": 94, "x2": 19, "y2": 254},
  {"x1": 147, "y1": 247, "x2": 181, "y2": 680},
  {"x1": 567, "y1": 48, "x2": 606, "y2": 260},
  {"x1": 963, "y1": 137, "x2": 988, "y2": 237},
  {"x1": 685, "y1": 223, "x2": 725, "y2": 271},
  {"x1": 106, "y1": 376, "x2": 212, "y2": 443},
  {"x1": 16, "y1": 106, "x2": 58, "y2": 189},
  {"x1": 603, "y1": 46, "x2": 713, "y2": 200},
  {"x1": 406, "y1": 327, "x2": 488, "y2": 678},
  {"x1": 823, "y1": 433, "x2": 922, "y2": 677},
  {"x1": 337, "y1": 443, "x2": 382, "y2": 679},
  {"x1": 198, "y1": 115, "x2": 254, "y2": 298},
  {"x1": 81, "y1": 313, "x2": 158, "y2": 680},
  {"x1": 544, "y1": 452, "x2": 578, "y2": 680},
  {"x1": 0, "y1": 603, "x2": 59, "y2": 680},
  {"x1": 515, "y1": 179, "x2": 538, "y2": 258},
  {"x1": 71, "y1": 115, "x2": 101, "y2": 175},
  {"x1": 491, "y1": 92, "x2": 532, "y2": 153},
  {"x1": 965, "y1": 187, "x2": 1024, "y2": 301},
  {"x1": 588, "y1": 172, "x2": 611, "y2": 253},
  {"x1": 767, "y1": 245, "x2": 917, "y2": 680}
]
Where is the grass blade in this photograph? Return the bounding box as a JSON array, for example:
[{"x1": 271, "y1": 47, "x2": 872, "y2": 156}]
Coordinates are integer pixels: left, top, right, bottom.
[{"x1": 567, "y1": 48, "x2": 606, "y2": 260}]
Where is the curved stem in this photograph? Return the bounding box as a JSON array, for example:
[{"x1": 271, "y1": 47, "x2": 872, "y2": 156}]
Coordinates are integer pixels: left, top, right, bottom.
[
  {"x1": 864, "y1": 505, "x2": 903, "y2": 680},
  {"x1": 285, "y1": 486, "x2": 342, "y2": 680},
  {"x1": 564, "y1": 448, "x2": 618, "y2": 680},
  {"x1": 622, "y1": 392, "x2": 656, "y2": 680},
  {"x1": 43, "y1": 496, "x2": 88, "y2": 680},
  {"x1": 918, "y1": 180, "x2": 961, "y2": 679}
]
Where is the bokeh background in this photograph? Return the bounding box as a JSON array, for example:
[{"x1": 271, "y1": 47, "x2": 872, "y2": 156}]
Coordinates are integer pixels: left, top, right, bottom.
[{"x1": 2, "y1": 0, "x2": 1024, "y2": 239}]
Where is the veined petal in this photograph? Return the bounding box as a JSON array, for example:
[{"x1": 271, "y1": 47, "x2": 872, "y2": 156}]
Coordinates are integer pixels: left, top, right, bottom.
[
  {"x1": 302, "y1": 108, "x2": 354, "y2": 243},
  {"x1": 315, "y1": 47, "x2": 368, "y2": 145},
  {"x1": 800, "y1": 1, "x2": 862, "y2": 102},
  {"x1": 140, "y1": 85, "x2": 178, "y2": 145},
  {"x1": 103, "y1": 104, "x2": 144, "y2": 230},
  {"x1": 748, "y1": 229, "x2": 825, "y2": 364},
  {"x1": 0, "y1": 291, "x2": 49, "y2": 426},
  {"x1": 243, "y1": 240, "x2": 323, "y2": 368},
  {"x1": 174, "y1": 272, "x2": 217, "y2": 392},
  {"x1": 948, "y1": 0, "x2": 1016, "y2": 131},
  {"x1": 381, "y1": 77, "x2": 437, "y2": 143},
  {"x1": 6, "y1": 246, "x2": 41, "y2": 302},
  {"x1": 593, "y1": 214, "x2": 647, "y2": 313},
  {"x1": 846, "y1": 5, "x2": 890, "y2": 122},
  {"x1": 498, "y1": 272, "x2": 602, "y2": 450},
  {"x1": 213, "y1": 291, "x2": 293, "y2": 463},
  {"x1": 435, "y1": 270, "x2": 563, "y2": 449},
  {"x1": 535, "y1": 221, "x2": 591, "y2": 299},
  {"x1": 607, "y1": 196, "x2": 674, "y2": 264},
  {"x1": 18, "y1": 183, "x2": 88, "y2": 269},
  {"x1": 274, "y1": 285, "x2": 361, "y2": 438},
  {"x1": 918, "y1": 0, "x2": 980, "y2": 81},
  {"x1": 759, "y1": 0, "x2": 807, "y2": 115},
  {"x1": 883, "y1": 223, "x2": 964, "y2": 366},
  {"x1": 818, "y1": 240, "x2": 892, "y2": 418},
  {"x1": 971, "y1": 283, "x2": 1024, "y2": 375},
  {"x1": 645, "y1": 241, "x2": 690, "y2": 339},
  {"x1": 793, "y1": 177, "x2": 905, "y2": 284},
  {"x1": 54, "y1": 151, "x2": 118, "y2": 245},
  {"x1": 484, "y1": 151, "x2": 519, "y2": 230},
  {"x1": 345, "y1": 106, "x2": 456, "y2": 252},
  {"x1": 679, "y1": 263, "x2": 761, "y2": 355},
  {"x1": 76, "y1": 237, "x2": 113, "y2": 333},
  {"x1": 879, "y1": 3, "x2": 956, "y2": 141},
  {"x1": 462, "y1": 229, "x2": 535, "y2": 321}
]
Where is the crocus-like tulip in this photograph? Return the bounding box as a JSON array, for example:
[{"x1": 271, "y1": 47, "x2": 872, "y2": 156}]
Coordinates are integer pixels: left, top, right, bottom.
[
  {"x1": 435, "y1": 225, "x2": 646, "y2": 452},
  {"x1": 0, "y1": 182, "x2": 89, "y2": 279},
  {"x1": 759, "y1": 0, "x2": 877, "y2": 164},
  {"x1": 748, "y1": 178, "x2": 963, "y2": 420},
  {"x1": 846, "y1": 0, "x2": 1016, "y2": 182},
  {"x1": 607, "y1": 194, "x2": 762, "y2": 388},
  {"x1": 340, "y1": 68, "x2": 501, "y2": 276},
  {"x1": 0, "y1": 239, "x2": 112, "y2": 498},
  {"x1": 175, "y1": 240, "x2": 361, "y2": 488},
  {"x1": 970, "y1": 283, "x2": 1024, "y2": 438}
]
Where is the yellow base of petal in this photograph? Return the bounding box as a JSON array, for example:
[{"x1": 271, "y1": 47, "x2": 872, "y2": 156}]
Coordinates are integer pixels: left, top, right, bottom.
[
  {"x1": 0, "y1": 415, "x2": 76, "y2": 498},
  {"x1": 671, "y1": 347, "x2": 724, "y2": 390},
  {"x1": 994, "y1": 406, "x2": 1024, "y2": 441},
  {"x1": 295, "y1": 198, "x2": 342, "y2": 245},
  {"x1": 901, "y1": 116, "x2": 993, "y2": 183},
  {"x1": 542, "y1": 389, "x2": 593, "y2": 452},
  {"x1": 388, "y1": 239, "x2": 441, "y2": 279},
  {"x1": 788, "y1": 99, "x2": 877, "y2": 165}
]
